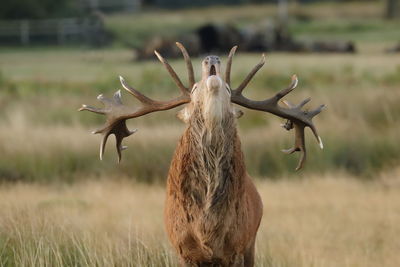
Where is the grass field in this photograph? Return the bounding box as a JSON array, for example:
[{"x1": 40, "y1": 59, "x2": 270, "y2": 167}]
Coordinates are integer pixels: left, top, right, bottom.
[
  {"x1": 0, "y1": 49, "x2": 399, "y2": 182},
  {"x1": 1, "y1": 1, "x2": 400, "y2": 266},
  {"x1": 1, "y1": 174, "x2": 400, "y2": 266},
  {"x1": 1, "y1": 48, "x2": 399, "y2": 265}
]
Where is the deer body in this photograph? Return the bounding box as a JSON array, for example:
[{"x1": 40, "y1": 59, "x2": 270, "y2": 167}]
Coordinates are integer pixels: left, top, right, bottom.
[
  {"x1": 165, "y1": 105, "x2": 262, "y2": 266},
  {"x1": 80, "y1": 43, "x2": 324, "y2": 267}
]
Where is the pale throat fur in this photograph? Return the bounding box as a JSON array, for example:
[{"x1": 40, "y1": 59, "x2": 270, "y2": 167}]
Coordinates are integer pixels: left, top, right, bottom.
[{"x1": 174, "y1": 73, "x2": 244, "y2": 215}]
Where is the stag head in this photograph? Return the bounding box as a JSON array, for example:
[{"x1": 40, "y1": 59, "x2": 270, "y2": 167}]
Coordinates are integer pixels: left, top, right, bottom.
[
  {"x1": 79, "y1": 42, "x2": 325, "y2": 170},
  {"x1": 177, "y1": 55, "x2": 234, "y2": 129}
]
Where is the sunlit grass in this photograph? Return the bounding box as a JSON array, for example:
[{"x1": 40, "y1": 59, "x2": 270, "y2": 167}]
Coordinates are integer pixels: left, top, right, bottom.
[{"x1": 1, "y1": 174, "x2": 399, "y2": 266}]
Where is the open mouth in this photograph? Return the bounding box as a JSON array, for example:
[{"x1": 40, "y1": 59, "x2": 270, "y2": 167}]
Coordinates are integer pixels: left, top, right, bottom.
[{"x1": 210, "y1": 65, "x2": 216, "y2": 76}]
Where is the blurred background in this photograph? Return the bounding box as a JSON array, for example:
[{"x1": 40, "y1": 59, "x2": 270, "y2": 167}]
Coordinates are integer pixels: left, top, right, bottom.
[
  {"x1": 0, "y1": 0, "x2": 399, "y2": 266},
  {"x1": 0, "y1": 0, "x2": 399, "y2": 183}
]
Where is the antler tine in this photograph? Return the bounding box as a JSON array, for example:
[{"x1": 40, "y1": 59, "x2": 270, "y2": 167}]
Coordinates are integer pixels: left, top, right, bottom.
[
  {"x1": 235, "y1": 53, "x2": 266, "y2": 94},
  {"x1": 308, "y1": 105, "x2": 326, "y2": 149},
  {"x1": 281, "y1": 124, "x2": 306, "y2": 171},
  {"x1": 225, "y1": 45, "x2": 238, "y2": 86},
  {"x1": 175, "y1": 42, "x2": 195, "y2": 90},
  {"x1": 309, "y1": 104, "x2": 326, "y2": 118},
  {"x1": 78, "y1": 104, "x2": 106, "y2": 114},
  {"x1": 154, "y1": 50, "x2": 188, "y2": 94},
  {"x1": 283, "y1": 99, "x2": 325, "y2": 149},
  {"x1": 120, "y1": 76, "x2": 154, "y2": 104},
  {"x1": 275, "y1": 75, "x2": 298, "y2": 100},
  {"x1": 296, "y1": 97, "x2": 311, "y2": 109}
]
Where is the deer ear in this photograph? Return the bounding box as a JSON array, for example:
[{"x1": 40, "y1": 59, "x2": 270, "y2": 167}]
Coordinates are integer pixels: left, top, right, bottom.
[
  {"x1": 233, "y1": 107, "x2": 244, "y2": 118},
  {"x1": 177, "y1": 106, "x2": 192, "y2": 123}
]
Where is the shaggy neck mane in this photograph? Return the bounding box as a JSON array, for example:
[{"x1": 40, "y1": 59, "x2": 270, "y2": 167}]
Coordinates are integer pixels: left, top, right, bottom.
[{"x1": 169, "y1": 106, "x2": 246, "y2": 219}]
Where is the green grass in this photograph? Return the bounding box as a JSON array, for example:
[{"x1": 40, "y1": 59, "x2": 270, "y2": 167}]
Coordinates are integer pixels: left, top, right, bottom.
[{"x1": 0, "y1": 48, "x2": 400, "y2": 182}]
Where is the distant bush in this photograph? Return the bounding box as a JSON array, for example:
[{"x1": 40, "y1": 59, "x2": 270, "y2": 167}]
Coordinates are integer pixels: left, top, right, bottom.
[{"x1": 0, "y1": 0, "x2": 82, "y2": 20}]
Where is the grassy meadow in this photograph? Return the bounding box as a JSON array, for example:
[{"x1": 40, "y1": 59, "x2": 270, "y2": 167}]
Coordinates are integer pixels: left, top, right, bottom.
[
  {"x1": 1, "y1": 175, "x2": 400, "y2": 266},
  {"x1": 1, "y1": 49, "x2": 399, "y2": 182},
  {"x1": 1, "y1": 1, "x2": 400, "y2": 266}
]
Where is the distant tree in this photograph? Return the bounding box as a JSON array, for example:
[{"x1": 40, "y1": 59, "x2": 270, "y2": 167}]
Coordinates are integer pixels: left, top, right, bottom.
[
  {"x1": 0, "y1": 0, "x2": 82, "y2": 20},
  {"x1": 152, "y1": 0, "x2": 244, "y2": 8},
  {"x1": 386, "y1": 0, "x2": 400, "y2": 19}
]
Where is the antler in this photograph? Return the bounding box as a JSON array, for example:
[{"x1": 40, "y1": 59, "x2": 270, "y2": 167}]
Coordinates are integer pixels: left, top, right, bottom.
[
  {"x1": 79, "y1": 42, "x2": 192, "y2": 162},
  {"x1": 225, "y1": 45, "x2": 237, "y2": 86},
  {"x1": 228, "y1": 47, "x2": 325, "y2": 170}
]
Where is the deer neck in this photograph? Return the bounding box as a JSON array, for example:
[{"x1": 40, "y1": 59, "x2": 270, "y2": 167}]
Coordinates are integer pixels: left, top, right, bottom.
[{"x1": 172, "y1": 106, "x2": 245, "y2": 211}]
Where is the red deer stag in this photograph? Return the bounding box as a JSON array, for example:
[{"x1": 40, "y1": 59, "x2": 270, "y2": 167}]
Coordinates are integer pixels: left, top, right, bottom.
[{"x1": 79, "y1": 43, "x2": 324, "y2": 266}]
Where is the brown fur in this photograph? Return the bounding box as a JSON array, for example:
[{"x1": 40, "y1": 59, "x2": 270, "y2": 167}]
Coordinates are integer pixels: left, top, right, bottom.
[{"x1": 165, "y1": 105, "x2": 263, "y2": 266}]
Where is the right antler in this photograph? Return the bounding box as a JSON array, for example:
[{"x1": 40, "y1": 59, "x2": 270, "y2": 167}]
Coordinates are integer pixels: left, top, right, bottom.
[
  {"x1": 227, "y1": 47, "x2": 325, "y2": 171},
  {"x1": 79, "y1": 42, "x2": 193, "y2": 162}
]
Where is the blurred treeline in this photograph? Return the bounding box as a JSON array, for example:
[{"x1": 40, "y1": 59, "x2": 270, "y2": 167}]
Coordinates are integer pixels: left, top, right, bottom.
[
  {"x1": 0, "y1": 0, "x2": 83, "y2": 20},
  {"x1": 2, "y1": 0, "x2": 399, "y2": 20},
  {"x1": 1, "y1": 0, "x2": 399, "y2": 48}
]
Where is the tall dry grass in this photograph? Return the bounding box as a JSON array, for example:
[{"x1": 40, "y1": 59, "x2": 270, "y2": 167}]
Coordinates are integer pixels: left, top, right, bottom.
[{"x1": 1, "y1": 173, "x2": 400, "y2": 266}]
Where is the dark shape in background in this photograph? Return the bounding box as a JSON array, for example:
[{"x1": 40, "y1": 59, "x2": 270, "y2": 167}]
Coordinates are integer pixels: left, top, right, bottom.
[{"x1": 135, "y1": 22, "x2": 356, "y2": 60}]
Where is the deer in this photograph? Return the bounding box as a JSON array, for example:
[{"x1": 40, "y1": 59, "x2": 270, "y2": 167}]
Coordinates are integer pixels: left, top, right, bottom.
[{"x1": 79, "y1": 42, "x2": 325, "y2": 266}]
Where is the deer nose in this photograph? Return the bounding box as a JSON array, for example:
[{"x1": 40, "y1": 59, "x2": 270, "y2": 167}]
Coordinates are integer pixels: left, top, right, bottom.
[{"x1": 209, "y1": 57, "x2": 220, "y2": 66}]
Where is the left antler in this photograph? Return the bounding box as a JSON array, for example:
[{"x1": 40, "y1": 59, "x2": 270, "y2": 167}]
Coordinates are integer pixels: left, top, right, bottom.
[
  {"x1": 79, "y1": 42, "x2": 192, "y2": 162},
  {"x1": 227, "y1": 48, "x2": 325, "y2": 170}
]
